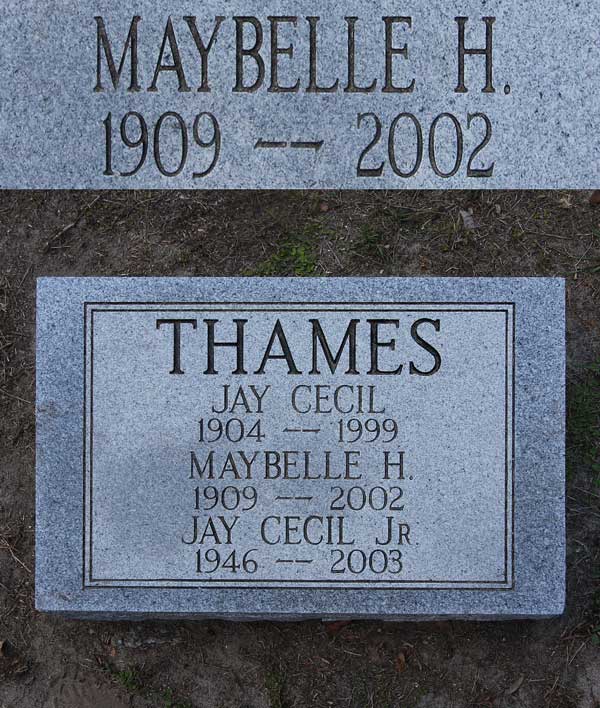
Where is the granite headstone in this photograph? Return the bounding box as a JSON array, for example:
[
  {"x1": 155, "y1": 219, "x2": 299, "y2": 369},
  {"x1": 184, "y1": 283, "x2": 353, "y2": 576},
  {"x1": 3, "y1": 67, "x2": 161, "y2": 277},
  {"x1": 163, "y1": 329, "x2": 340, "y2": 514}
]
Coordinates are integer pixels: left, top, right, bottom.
[
  {"x1": 35, "y1": 277, "x2": 565, "y2": 619},
  {"x1": 0, "y1": 1, "x2": 599, "y2": 188}
]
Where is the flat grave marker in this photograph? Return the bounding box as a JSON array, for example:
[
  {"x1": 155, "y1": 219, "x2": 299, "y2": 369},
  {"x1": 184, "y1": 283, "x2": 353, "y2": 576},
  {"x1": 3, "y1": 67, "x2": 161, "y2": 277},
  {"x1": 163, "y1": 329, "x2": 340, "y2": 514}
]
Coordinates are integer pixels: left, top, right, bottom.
[
  {"x1": 36, "y1": 277, "x2": 565, "y2": 619},
  {"x1": 1, "y1": 1, "x2": 599, "y2": 188}
]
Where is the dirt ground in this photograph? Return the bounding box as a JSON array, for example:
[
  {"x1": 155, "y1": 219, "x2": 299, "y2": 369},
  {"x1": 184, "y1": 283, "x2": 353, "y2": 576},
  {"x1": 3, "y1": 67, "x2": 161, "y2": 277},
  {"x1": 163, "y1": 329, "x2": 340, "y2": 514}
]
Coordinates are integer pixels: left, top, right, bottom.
[{"x1": 0, "y1": 190, "x2": 599, "y2": 708}]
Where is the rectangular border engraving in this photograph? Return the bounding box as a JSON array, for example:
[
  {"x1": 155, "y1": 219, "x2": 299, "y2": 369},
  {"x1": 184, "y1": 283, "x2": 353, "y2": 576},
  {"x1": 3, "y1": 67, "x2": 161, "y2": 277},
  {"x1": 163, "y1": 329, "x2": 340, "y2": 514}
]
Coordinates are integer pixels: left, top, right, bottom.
[{"x1": 83, "y1": 302, "x2": 515, "y2": 590}]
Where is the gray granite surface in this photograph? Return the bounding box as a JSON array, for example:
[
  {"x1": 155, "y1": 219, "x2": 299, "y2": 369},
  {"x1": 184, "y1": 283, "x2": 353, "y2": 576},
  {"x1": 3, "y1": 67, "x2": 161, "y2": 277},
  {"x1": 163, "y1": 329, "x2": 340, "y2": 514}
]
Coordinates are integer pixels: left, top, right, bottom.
[
  {"x1": 1, "y1": 2, "x2": 599, "y2": 188},
  {"x1": 35, "y1": 277, "x2": 564, "y2": 619}
]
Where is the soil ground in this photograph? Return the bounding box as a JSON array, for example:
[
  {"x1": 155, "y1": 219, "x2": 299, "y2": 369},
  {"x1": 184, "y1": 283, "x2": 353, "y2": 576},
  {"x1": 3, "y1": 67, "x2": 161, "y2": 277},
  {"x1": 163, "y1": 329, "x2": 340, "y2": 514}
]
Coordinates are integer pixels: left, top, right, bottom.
[{"x1": 0, "y1": 189, "x2": 599, "y2": 708}]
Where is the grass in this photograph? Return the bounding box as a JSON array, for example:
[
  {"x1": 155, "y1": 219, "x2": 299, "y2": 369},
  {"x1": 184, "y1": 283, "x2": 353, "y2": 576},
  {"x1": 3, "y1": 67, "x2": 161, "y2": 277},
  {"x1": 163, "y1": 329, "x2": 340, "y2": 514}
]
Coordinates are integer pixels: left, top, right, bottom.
[
  {"x1": 567, "y1": 359, "x2": 600, "y2": 484},
  {"x1": 161, "y1": 687, "x2": 193, "y2": 708},
  {"x1": 114, "y1": 667, "x2": 143, "y2": 693},
  {"x1": 251, "y1": 240, "x2": 317, "y2": 276},
  {"x1": 248, "y1": 222, "x2": 330, "y2": 276},
  {"x1": 265, "y1": 669, "x2": 286, "y2": 708},
  {"x1": 353, "y1": 224, "x2": 386, "y2": 258},
  {"x1": 112, "y1": 665, "x2": 193, "y2": 707}
]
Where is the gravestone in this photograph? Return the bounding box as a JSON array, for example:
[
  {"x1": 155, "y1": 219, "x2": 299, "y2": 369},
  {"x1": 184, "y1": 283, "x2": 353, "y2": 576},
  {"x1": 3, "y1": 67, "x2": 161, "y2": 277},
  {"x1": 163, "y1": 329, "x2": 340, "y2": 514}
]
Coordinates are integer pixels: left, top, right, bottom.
[
  {"x1": 0, "y1": 2, "x2": 599, "y2": 188},
  {"x1": 36, "y1": 277, "x2": 565, "y2": 619}
]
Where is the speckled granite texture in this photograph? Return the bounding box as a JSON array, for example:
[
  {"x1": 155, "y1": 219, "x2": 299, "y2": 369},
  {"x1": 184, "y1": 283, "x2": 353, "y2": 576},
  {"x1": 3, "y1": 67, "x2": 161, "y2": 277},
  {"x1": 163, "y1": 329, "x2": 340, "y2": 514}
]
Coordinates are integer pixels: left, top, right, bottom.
[
  {"x1": 35, "y1": 278, "x2": 564, "y2": 619},
  {"x1": 1, "y1": 2, "x2": 599, "y2": 188}
]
